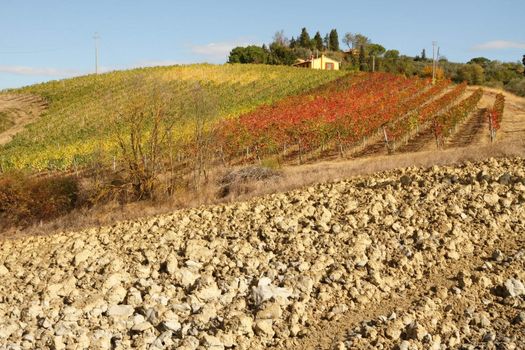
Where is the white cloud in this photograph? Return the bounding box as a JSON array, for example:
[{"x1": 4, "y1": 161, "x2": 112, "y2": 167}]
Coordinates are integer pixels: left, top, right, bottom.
[
  {"x1": 0, "y1": 65, "x2": 83, "y2": 77},
  {"x1": 472, "y1": 40, "x2": 525, "y2": 50},
  {"x1": 190, "y1": 41, "x2": 252, "y2": 59}
]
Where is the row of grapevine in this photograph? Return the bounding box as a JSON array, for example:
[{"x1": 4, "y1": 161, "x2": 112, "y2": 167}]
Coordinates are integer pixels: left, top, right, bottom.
[
  {"x1": 488, "y1": 93, "x2": 505, "y2": 142},
  {"x1": 433, "y1": 88, "x2": 484, "y2": 147}
]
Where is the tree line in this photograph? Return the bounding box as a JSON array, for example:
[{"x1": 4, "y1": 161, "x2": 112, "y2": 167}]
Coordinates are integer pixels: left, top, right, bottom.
[{"x1": 228, "y1": 28, "x2": 525, "y2": 97}]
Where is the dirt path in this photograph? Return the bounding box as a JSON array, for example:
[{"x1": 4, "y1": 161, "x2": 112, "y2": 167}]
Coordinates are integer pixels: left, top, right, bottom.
[{"x1": 0, "y1": 93, "x2": 47, "y2": 145}]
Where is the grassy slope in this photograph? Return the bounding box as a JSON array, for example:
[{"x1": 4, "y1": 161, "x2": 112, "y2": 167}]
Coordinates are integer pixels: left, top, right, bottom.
[{"x1": 0, "y1": 64, "x2": 345, "y2": 171}]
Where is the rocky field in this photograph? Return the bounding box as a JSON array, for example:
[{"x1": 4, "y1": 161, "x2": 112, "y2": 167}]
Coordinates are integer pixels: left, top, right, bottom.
[{"x1": 1, "y1": 157, "x2": 524, "y2": 350}]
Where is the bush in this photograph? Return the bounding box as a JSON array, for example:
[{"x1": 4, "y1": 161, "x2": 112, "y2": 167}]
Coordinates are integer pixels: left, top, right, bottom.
[
  {"x1": 505, "y1": 78, "x2": 525, "y2": 97},
  {"x1": 0, "y1": 173, "x2": 80, "y2": 228},
  {"x1": 217, "y1": 166, "x2": 281, "y2": 198}
]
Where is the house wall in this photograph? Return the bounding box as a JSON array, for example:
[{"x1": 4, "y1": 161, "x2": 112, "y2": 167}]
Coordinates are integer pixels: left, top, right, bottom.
[
  {"x1": 293, "y1": 55, "x2": 340, "y2": 70},
  {"x1": 311, "y1": 56, "x2": 340, "y2": 70}
]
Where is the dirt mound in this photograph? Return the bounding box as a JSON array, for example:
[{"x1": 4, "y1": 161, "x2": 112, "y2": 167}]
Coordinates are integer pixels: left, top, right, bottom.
[{"x1": 0, "y1": 157, "x2": 524, "y2": 349}]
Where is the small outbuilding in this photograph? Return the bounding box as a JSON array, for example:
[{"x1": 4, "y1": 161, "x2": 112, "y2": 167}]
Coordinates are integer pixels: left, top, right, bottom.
[{"x1": 292, "y1": 55, "x2": 340, "y2": 70}]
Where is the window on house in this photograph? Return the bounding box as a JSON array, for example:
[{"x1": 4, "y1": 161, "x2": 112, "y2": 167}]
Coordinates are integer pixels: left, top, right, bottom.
[{"x1": 325, "y1": 62, "x2": 334, "y2": 70}]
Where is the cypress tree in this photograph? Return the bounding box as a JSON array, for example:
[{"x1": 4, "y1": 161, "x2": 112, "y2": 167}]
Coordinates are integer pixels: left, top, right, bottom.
[
  {"x1": 289, "y1": 37, "x2": 297, "y2": 49},
  {"x1": 299, "y1": 28, "x2": 311, "y2": 49},
  {"x1": 329, "y1": 29, "x2": 340, "y2": 51},
  {"x1": 421, "y1": 49, "x2": 427, "y2": 61},
  {"x1": 313, "y1": 31, "x2": 324, "y2": 51}
]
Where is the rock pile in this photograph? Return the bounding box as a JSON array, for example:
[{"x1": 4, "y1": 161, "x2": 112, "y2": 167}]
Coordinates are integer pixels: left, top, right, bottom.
[{"x1": 0, "y1": 157, "x2": 524, "y2": 349}]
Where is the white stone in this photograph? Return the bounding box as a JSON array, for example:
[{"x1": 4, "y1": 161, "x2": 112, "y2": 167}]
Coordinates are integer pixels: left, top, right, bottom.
[
  {"x1": 254, "y1": 319, "x2": 274, "y2": 337},
  {"x1": 177, "y1": 269, "x2": 200, "y2": 288},
  {"x1": 107, "y1": 305, "x2": 134, "y2": 318},
  {"x1": 202, "y1": 334, "x2": 224, "y2": 350},
  {"x1": 74, "y1": 249, "x2": 91, "y2": 266},
  {"x1": 195, "y1": 283, "x2": 222, "y2": 301},
  {"x1": 252, "y1": 277, "x2": 293, "y2": 305},
  {"x1": 163, "y1": 320, "x2": 182, "y2": 332},
  {"x1": 165, "y1": 254, "x2": 178, "y2": 274},
  {"x1": 505, "y1": 278, "x2": 525, "y2": 297},
  {"x1": 131, "y1": 322, "x2": 153, "y2": 332}
]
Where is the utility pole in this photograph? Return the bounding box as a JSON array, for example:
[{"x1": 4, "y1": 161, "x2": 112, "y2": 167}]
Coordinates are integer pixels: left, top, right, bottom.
[
  {"x1": 372, "y1": 55, "x2": 376, "y2": 72},
  {"x1": 432, "y1": 41, "x2": 437, "y2": 85},
  {"x1": 93, "y1": 32, "x2": 100, "y2": 74}
]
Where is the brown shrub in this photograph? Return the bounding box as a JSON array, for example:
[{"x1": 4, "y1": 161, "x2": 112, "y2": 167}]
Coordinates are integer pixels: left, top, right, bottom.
[
  {"x1": 217, "y1": 166, "x2": 282, "y2": 198},
  {"x1": 0, "y1": 173, "x2": 80, "y2": 228}
]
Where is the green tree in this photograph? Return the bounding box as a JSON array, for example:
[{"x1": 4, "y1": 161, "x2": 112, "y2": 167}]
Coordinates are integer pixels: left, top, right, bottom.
[
  {"x1": 457, "y1": 63, "x2": 484, "y2": 84},
  {"x1": 368, "y1": 43, "x2": 386, "y2": 57},
  {"x1": 313, "y1": 31, "x2": 324, "y2": 51},
  {"x1": 421, "y1": 49, "x2": 427, "y2": 60},
  {"x1": 289, "y1": 37, "x2": 297, "y2": 49},
  {"x1": 355, "y1": 34, "x2": 371, "y2": 49},
  {"x1": 522, "y1": 55, "x2": 525, "y2": 76},
  {"x1": 228, "y1": 46, "x2": 269, "y2": 64},
  {"x1": 299, "y1": 28, "x2": 312, "y2": 49},
  {"x1": 329, "y1": 29, "x2": 340, "y2": 51},
  {"x1": 469, "y1": 57, "x2": 491, "y2": 68},
  {"x1": 471, "y1": 63, "x2": 485, "y2": 84},
  {"x1": 268, "y1": 43, "x2": 298, "y2": 65},
  {"x1": 384, "y1": 50, "x2": 400, "y2": 60}
]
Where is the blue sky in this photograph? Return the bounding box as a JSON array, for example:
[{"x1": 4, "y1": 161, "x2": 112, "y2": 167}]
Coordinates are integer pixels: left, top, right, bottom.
[{"x1": 1, "y1": 0, "x2": 524, "y2": 89}]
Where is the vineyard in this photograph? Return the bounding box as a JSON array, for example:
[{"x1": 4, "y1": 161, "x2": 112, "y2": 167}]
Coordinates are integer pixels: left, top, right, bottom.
[
  {"x1": 217, "y1": 73, "x2": 487, "y2": 161},
  {"x1": 0, "y1": 64, "x2": 344, "y2": 171},
  {"x1": 0, "y1": 66, "x2": 502, "y2": 176}
]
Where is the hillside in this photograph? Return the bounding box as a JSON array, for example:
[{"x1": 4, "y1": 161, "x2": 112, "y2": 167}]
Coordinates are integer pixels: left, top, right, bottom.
[
  {"x1": 0, "y1": 64, "x2": 344, "y2": 171},
  {"x1": 1, "y1": 64, "x2": 525, "y2": 231},
  {"x1": 0, "y1": 157, "x2": 524, "y2": 349}
]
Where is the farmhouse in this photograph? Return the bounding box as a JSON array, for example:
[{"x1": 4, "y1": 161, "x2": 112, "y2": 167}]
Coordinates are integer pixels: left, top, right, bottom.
[{"x1": 292, "y1": 55, "x2": 340, "y2": 70}]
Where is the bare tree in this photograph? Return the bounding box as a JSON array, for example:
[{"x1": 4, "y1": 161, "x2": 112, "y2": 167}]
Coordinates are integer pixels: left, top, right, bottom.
[
  {"x1": 343, "y1": 33, "x2": 355, "y2": 49},
  {"x1": 273, "y1": 30, "x2": 289, "y2": 47},
  {"x1": 113, "y1": 78, "x2": 180, "y2": 200},
  {"x1": 343, "y1": 32, "x2": 371, "y2": 49},
  {"x1": 187, "y1": 83, "x2": 218, "y2": 190}
]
